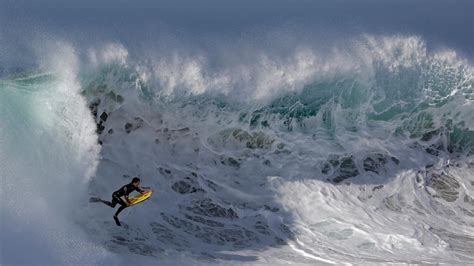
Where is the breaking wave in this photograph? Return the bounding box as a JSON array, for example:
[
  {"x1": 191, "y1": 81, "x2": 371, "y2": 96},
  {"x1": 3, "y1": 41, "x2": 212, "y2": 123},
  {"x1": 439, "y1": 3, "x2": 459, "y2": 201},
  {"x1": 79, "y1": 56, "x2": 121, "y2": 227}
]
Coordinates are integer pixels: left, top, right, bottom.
[{"x1": 1, "y1": 35, "x2": 473, "y2": 264}]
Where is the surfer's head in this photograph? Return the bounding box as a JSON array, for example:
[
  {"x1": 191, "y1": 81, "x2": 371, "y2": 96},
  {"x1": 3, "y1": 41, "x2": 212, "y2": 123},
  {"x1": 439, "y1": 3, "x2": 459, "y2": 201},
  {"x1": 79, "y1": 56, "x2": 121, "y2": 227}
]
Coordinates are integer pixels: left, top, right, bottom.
[{"x1": 132, "y1": 177, "x2": 140, "y2": 187}]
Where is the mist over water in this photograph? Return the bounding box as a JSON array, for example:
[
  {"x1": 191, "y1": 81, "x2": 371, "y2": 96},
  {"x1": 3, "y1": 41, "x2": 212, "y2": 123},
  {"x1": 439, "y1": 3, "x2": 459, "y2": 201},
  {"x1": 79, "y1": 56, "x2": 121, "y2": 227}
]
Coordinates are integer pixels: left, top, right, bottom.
[{"x1": 1, "y1": 0, "x2": 474, "y2": 264}]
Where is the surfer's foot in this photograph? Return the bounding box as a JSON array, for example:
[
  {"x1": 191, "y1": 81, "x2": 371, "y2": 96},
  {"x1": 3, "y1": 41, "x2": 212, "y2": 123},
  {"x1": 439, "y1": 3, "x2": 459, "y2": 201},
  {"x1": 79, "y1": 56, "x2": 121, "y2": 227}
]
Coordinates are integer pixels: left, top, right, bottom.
[
  {"x1": 89, "y1": 197, "x2": 100, "y2": 203},
  {"x1": 113, "y1": 215, "x2": 121, "y2": 226}
]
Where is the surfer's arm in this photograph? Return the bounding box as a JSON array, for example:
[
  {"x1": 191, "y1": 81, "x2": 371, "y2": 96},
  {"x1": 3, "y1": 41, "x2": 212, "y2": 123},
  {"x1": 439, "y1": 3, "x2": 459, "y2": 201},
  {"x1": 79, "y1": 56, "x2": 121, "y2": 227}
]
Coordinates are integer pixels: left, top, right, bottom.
[
  {"x1": 138, "y1": 187, "x2": 151, "y2": 194},
  {"x1": 136, "y1": 187, "x2": 145, "y2": 194}
]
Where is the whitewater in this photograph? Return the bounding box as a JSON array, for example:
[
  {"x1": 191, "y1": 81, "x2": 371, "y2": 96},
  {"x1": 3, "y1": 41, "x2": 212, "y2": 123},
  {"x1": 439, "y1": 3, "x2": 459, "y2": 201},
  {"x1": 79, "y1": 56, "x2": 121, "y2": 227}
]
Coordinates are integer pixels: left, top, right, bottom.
[{"x1": 1, "y1": 34, "x2": 473, "y2": 265}]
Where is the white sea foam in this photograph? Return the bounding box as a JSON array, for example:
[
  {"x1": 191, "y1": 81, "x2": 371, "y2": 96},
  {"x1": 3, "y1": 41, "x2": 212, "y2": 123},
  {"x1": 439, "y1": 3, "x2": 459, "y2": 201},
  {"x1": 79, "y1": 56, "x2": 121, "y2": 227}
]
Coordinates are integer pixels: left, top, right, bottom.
[
  {"x1": 0, "y1": 42, "x2": 110, "y2": 264},
  {"x1": 87, "y1": 43, "x2": 129, "y2": 67},
  {"x1": 1, "y1": 34, "x2": 473, "y2": 264}
]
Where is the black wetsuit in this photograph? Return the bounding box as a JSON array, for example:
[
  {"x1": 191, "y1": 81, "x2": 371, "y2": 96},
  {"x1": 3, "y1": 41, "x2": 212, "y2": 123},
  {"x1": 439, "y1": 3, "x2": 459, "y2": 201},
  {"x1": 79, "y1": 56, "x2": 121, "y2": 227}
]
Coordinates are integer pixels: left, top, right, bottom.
[{"x1": 105, "y1": 183, "x2": 143, "y2": 217}]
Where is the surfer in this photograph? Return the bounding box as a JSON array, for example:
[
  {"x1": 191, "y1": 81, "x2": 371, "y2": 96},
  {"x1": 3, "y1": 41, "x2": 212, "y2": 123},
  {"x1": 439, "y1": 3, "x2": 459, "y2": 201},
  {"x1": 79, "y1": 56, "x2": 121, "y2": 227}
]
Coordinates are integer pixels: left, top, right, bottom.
[{"x1": 90, "y1": 177, "x2": 149, "y2": 226}]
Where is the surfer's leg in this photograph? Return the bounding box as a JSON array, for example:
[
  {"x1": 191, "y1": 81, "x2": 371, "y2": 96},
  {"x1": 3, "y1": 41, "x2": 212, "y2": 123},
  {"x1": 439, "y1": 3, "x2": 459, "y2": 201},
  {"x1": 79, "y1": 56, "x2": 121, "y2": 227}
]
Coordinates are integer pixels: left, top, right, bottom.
[
  {"x1": 97, "y1": 198, "x2": 113, "y2": 207},
  {"x1": 115, "y1": 205, "x2": 127, "y2": 216},
  {"x1": 97, "y1": 198, "x2": 115, "y2": 207},
  {"x1": 113, "y1": 200, "x2": 127, "y2": 226},
  {"x1": 114, "y1": 197, "x2": 128, "y2": 216},
  {"x1": 108, "y1": 196, "x2": 120, "y2": 208},
  {"x1": 90, "y1": 197, "x2": 116, "y2": 207},
  {"x1": 104, "y1": 194, "x2": 122, "y2": 208},
  {"x1": 114, "y1": 198, "x2": 128, "y2": 216},
  {"x1": 113, "y1": 215, "x2": 121, "y2": 226}
]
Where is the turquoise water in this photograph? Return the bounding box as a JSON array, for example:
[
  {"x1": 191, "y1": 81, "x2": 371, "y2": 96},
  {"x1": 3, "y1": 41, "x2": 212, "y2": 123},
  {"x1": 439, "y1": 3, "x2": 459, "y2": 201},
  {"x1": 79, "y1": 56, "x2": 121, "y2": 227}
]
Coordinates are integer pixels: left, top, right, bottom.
[{"x1": 1, "y1": 35, "x2": 473, "y2": 264}]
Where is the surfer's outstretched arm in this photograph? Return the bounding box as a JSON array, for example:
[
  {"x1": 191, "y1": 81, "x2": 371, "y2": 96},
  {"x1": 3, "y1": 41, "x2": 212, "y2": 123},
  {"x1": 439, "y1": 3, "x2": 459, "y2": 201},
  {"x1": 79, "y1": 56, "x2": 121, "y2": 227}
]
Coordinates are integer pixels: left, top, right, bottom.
[{"x1": 138, "y1": 187, "x2": 152, "y2": 193}]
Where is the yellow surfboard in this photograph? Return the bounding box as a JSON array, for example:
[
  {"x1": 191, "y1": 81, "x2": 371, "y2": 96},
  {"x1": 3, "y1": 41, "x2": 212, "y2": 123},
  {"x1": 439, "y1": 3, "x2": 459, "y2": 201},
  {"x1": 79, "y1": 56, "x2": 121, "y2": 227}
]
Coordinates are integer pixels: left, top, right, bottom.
[{"x1": 128, "y1": 190, "x2": 153, "y2": 205}]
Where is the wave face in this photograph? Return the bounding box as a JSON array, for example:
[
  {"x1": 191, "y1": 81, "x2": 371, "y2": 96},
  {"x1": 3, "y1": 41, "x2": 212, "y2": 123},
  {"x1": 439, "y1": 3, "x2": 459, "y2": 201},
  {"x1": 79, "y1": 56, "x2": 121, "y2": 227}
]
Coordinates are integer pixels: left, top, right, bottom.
[
  {"x1": 0, "y1": 45, "x2": 111, "y2": 264},
  {"x1": 2, "y1": 35, "x2": 474, "y2": 264}
]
